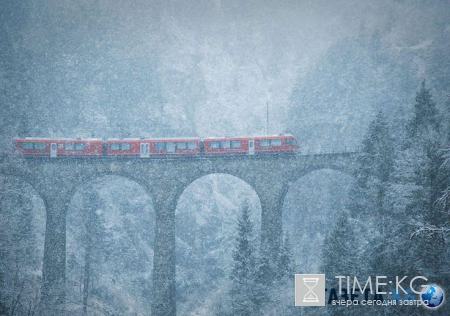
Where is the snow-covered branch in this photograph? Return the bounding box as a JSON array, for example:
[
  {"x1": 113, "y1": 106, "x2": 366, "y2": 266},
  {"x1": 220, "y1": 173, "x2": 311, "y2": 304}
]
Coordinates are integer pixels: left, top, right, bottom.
[{"x1": 410, "y1": 225, "x2": 450, "y2": 239}]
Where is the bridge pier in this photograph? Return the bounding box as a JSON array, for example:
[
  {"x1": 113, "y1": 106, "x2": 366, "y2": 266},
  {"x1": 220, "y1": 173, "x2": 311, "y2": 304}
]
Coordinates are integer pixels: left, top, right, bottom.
[
  {"x1": 40, "y1": 193, "x2": 68, "y2": 315},
  {"x1": 151, "y1": 183, "x2": 181, "y2": 316},
  {"x1": 254, "y1": 178, "x2": 289, "y2": 276}
]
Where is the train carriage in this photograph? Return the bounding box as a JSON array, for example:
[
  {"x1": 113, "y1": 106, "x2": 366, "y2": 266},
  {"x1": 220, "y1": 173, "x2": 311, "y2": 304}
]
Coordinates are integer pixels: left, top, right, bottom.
[
  {"x1": 150, "y1": 138, "x2": 200, "y2": 157},
  {"x1": 12, "y1": 138, "x2": 103, "y2": 157},
  {"x1": 107, "y1": 138, "x2": 146, "y2": 158},
  {"x1": 106, "y1": 138, "x2": 201, "y2": 158},
  {"x1": 203, "y1": 135, "x2": 298, "y2": 155},
  {"x1": 203, "y1": 137, "x2": 249, "y2": 155},
  {"x1": 254, "y1": 135, "x2": 298, "y2": 154}
]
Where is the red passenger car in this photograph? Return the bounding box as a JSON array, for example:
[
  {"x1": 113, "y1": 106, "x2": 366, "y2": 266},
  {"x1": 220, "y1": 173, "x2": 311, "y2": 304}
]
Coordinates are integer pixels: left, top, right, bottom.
[
  {"x1": 106, "y1": 138, "x2": 201, "y2": 158},
  {"x1": 203, "y1": 137, "x2": 249, "y2": 155},
  {"x1": 12, "y1": 138, "x2": 103, "y2": 157},
  {"x1": 203, "y1": 135, "x2": 298, "y2": 155},
  {"x1": 253, "y1": 135, "x2": 299, "y2": 154},
  {"x1": 106, "y1": 139, "x2": 145, "y2": 157}
]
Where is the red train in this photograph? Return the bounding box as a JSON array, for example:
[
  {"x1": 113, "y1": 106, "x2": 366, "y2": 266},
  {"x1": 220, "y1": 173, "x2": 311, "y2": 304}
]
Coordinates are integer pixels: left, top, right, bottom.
[
  {"x1": 11, "y1": 138, "x2": 104, "y2": 158},
  {"x1": 8, "y1": 135, "x2": 298, "y2": 158}
]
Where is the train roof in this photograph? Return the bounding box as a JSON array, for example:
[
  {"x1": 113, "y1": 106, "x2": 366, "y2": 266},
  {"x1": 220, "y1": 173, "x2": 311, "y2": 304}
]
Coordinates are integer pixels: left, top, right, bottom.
[
  {"x1": 202, "y1": 134, "x2": 294, "y2": 139},
  {"x1": 14, "y1": 135, "x2": 294, "y2": 141},
  {"x1": 107, "y1": 137, "x2": 200, "y2": 141},
  {"x1": 17, "y1": 137, "x2": 102, "y2": 141}
]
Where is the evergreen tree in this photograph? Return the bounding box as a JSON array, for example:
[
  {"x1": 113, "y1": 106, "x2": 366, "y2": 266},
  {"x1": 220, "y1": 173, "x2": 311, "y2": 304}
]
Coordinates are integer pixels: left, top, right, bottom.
[
  {"x1": 349, "y1": 111, "x2": 396, "y2": 281},
  {"x1": 403, "y1": 81, "x2": 447, "y2": 276},
  {"x1": 321, "y1": 209, "x2": 357, "y2": 316},
  {"x1": 348, "y1": 111, "x2": 394, "y2": 243},
  {"x1": 321, "y1": 210, "x2": 355, "y2": 280},
  {"x1": 253, "y1": 241, "x2": 271, "y2": 313},
  {"x1": 266, "y1": 233, "x2": 297, "y2": 316},
  {"x1": 64, "y1": 182, "x2": 110, "y2": 314},
  {"x1": 229, "y1": 201, "x2": 257, "y2": 316},
  {"x1": 277, "y1": 233, "x2": 296, "y2": 281},
  {"x1": 357, "y1": 111, "x2": 394, "y2": 214},
  {"x1": 379, "y1": 81, "x2": 449, "y2": 313},
  {"x1": 406, "y1": 80, "x2": 441, "y2": 141},
  {"x1": 373, "y1": 147, "x2": 425, "y2": 277}
]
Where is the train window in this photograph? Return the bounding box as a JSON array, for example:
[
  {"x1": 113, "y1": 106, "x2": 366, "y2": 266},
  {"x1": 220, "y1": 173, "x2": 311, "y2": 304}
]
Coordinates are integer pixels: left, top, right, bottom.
[
  {"x1": 292, "y1": 139, "x2": 298, "y2": 146},
  {"x1": 155, "y1": 142, "x2": 165, "y2": 151},
  {"x1": 111, "y1": 143, "x2": 131, "y2": 151},
  {"x1": 110, "y1": 143, "x2": 120, "y2": 150},
  {"x1": 22, "y1": 142, "x2": 46, "y2": 150},
  {"x1": 65, "y1": 143, "x2": 86, "y2": 150},
  {"x1": 22, "y1": 142, "x2": 34, "y2": 150},
  {"x1": 259, "y1": 140, "x2": 270, "y2": 147},
  {"x1": 120, "y1": 143, "x2": 131, "y2": 151},
  {"x1": 221, "y1": 141, "x2": 231, "y2": 149},
  {"x1": 35, "y1": 143, "x2": 46, "y2": 150},
  {"x1": 75, "y1": 143, "x2": 86, "y2": 150},
  {"x1": 166, "y1": 142, "x2": 176, "y2": 153},
  {"x1": 286, "y1": 139, "x2": 291, "y2": 146},
  {"x1": 231, "y1": 140, "x2": 242, "y2": 148},
  {"x1": 270, "y1": 139, "x2": 282, "y2": 147},
  {"x1": 65, "y1": 143, "x2": 75, "y2": 150},
  {"x1": 176, "y1": 142, "x2": 187, "y2": 150},
  {"x1": 188, "y1": 142, "x2": 197, "y2": 150},
  {"x1": 210, "y1": 142, "x2": 220, "y2": 149}
]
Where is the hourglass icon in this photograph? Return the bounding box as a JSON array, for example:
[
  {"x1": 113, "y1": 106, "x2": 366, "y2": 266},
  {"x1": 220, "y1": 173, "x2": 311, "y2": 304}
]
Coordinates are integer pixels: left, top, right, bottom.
[{"x1": 302, "y1": 277, "x2": 319, "y2": 302}]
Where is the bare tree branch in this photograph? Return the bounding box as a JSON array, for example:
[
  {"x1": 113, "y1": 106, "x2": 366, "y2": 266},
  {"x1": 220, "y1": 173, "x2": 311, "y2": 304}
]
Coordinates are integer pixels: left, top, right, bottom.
[{"x1": 410, "y1": 225, "x2": 450, "y2": 239}]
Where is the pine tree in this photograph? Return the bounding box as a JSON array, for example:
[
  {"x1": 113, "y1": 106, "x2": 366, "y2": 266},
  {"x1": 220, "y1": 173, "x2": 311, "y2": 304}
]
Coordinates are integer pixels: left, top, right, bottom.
[
  {"x1": 277, "y1": 233, "x2": 296, "y2": 281},
  {"x1": 321, "y1": 210, "x2": 355, "y2": 280},
  {"x1": 373, "y1": 147, "x2": 424, "y2": 277},
  {"x1": 350, "y1": 111, "x2": 396, "y2": 279},
  {"x1": 321, "y1": 209, "x2": 357, "y2": 316},
  {"x1": 229, "y1": 201, "x2": 257, "y2": 316},
  {"x1": 406, "y1": 82, "x2": 447, "y2": 275},
  {"x1": 268, "y1": 233, "x2": 297, "y2": 316},
  {"x1": 384, "y1": 81, "x2": 448, "y2": 284},
  {"x1": 356, "y1": 111, "x2": 394, "y2": 217},
  {"x1": 406, "y1": 80, "x2": 440, "y2": 141},
  {"x1": 253, "y1": 241, "x2": 271, "y2": 312}
]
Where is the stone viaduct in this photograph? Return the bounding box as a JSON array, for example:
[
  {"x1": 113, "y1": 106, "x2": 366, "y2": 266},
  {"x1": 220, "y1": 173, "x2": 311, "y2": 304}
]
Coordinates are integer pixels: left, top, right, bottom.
[{"x1": 0, "y1": 152, "x2": 358, "y2": 315}]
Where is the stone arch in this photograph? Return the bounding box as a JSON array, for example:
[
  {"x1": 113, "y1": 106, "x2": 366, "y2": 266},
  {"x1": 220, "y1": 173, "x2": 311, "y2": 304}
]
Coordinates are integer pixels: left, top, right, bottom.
[
  {"x1": 175, "y1": 172, "x2": 262, "y2": 315},
  {"x1": 282, "y1": 168, "x2": 361, "y2": 273},
  {"x1": 65, "y1": 174, "x2": 155, "y2": 315},
  {"x1": 66, "y1": 171, "x2": 152, "y2": 207}
]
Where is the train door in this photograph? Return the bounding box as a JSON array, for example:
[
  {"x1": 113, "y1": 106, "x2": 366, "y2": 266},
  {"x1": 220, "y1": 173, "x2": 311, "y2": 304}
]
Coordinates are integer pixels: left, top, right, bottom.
[
  {"x1": 248, "y1": 140, "x2": 255, "y2": 155},
  {"x1": 50, "y1": 143, "x2": 57, "y2": 158},
  {"x1": 140, "y1": 143, "x2": 150, "y2": 158}
]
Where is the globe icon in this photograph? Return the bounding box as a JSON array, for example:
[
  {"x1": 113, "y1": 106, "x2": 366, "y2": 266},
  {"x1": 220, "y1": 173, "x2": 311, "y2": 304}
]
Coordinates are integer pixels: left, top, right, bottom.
[{"x1": 421, "y1": 284, "x2": 445, "y2": 308}]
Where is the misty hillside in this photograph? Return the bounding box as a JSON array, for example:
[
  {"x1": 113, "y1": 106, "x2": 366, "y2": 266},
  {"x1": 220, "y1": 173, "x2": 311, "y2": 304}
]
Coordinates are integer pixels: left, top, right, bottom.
[{"x1": 2, "y1": 1, "x2": 449, "y2": 145}]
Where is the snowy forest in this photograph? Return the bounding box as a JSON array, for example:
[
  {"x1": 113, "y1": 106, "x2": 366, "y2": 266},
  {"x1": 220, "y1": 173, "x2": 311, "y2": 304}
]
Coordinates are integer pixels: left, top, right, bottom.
[{"x1": 1, "y1": 0, "x2": 450, "y2": 315}]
